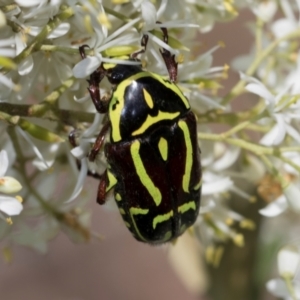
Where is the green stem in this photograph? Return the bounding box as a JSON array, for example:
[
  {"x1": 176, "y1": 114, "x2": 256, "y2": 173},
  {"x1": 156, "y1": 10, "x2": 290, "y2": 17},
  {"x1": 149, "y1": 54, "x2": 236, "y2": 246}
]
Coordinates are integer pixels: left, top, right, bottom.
[
  {"x1": 198, "y1": 133, "x2": 270, "y2": 155},
  {"x1": 283, "y1": 275, "x2": 297, "y2": 300},
  {"x1": 279, "y1": 156, "x2": 300, "y2": 173},
  {"x1": 280, "y1": 146, "x2": 300, "y2": 152},
  {"x1": 0, "y1": 102, "x2": 94, "y2": 126},
  {"x1": 35, "y1": 76, "x2": 77, "y2": 108},
  {"x1": 4, "y1": 6, "x2": 74, "y2": 72},
  {"x1": 199, "y1": 132, "x2": 300, "y2": 173},
  {"x1": 0, "y1": 111, "x2": 63, "y2": 142},
  {"x1": 222, "y1": 28, "x2": 300, "y2": 105},
  {"x1": 255, "y1": 18, "x2": 263, "y2": 55},
  {"x1": 103, "y1": 6, "x2": 132, "y2": 23},
  {"x1": 198, "y1": 133, "x2": 300, "y2": 158},
  {"x1": 195, "y1": 100, "x2": 266, "y2": 126},
  {"x1": 220, "y1": 110, "x2": 268, "y2": 139}
]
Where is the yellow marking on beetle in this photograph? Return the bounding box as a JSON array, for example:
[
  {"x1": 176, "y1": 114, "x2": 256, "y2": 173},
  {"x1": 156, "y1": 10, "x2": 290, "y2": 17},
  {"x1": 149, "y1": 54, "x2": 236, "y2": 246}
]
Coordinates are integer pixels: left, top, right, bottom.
[
  {"x1": 119, "y1": 208, "x2": 126, "y2": 215},
  {"x1": 143, "y1": 88, "x2": 154, "y2": 109},
  {"x1": 132, "y1": 111, "x2": 180, "y2": 136},
  {"x1": 193, "y1": 179, "x2": 202, "y2": 190},
  {"x1": 110, "y1": 71, "x2": 190, "y2": 142},
  {"x1": 130, "y1": 141, "x2": 162, "y2": 206},
  {"x1": 151, "y1": 72, "x2": 190, "y2": 109},
  {"x1": 106, "y1": 170, "x2": 117, "y2": 192},
  {"x1": 178, "y1": 120, "x2": 193, "y2": 193},
  {"x1": 110, "y1": 72, "x2": 153, "y2": 142},
  {"x1": 115, "y1": 193, "x2": 122, "y2": 201},
  {"x1": 178, "y1": 201, "x2": 196, "y2": 214},
  {"x1": 130, "y1": 207, "x2": 149, "y2": 215},
  {"x1": 129, "y1": 207, "x2": 149, "y2": 242},
  {"x1": 158, "y1": 137, "x2": 168, "y2": 161},
  {"x1": 152, "y1": 210, "x2": 174, "y2": 229}
]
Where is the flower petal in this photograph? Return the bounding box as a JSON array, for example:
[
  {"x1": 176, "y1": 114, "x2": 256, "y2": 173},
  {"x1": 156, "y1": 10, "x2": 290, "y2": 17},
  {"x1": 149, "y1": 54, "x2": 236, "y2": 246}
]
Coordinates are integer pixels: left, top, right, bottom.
[
  {"x1": 0, "y1": 150, "x2": 9, "y2": 177},
  {"x1": 14, "y1": 0, "x2": 42, "y2": 7},
  {"x1": 286, "y1": 123, "x2": 300, "y2": 143},
  {"x1": 212, "y1": 145, "x2": 240, "y2": 171},
  {"x1": 245, "y1": 82, "x2": 274, "y2": 106},
  {"x1": 16, "y1": 127, "x2": 50, "y2": 170},
  {"x1": 283, "y1": 183, "x2": 300, "y2": 212},
  {"x1": 65, "y1": 158, "x2": 88, "y2": 202},
  {"x1": 48, "y1": 23, "x2": 70, "y2": 39},
  {"x1": 260, "y1": 122, "x2": 286, "y2": 146},
  {"x1": 271, "y1": 18, "x2": 295, "y2": 39},
  {"x1": 266, "y1": 279, "x2": 289, "y2": 298},
  {"x1": 202, "y1": 176, "x2": 233, "y2": 195},
  {"x1": 259, "y1": 195, "x2": 287, "y2": 217},
  {"x1": 141, "y1": 1, "x2": 157, "y2": 31},
  {"x1": 74, "y1": 94, "x2": 90, "y2": 103},
  {"x1": 71, "y1": 146, "x2": 87, "y2": 159},
  {"x1": 278, "y1": 245, "x2": 300, "y2": 277},
  {"x1": 18, "y1": 56, "x2": 34, "y2": 76},
  {"x1": 0, "y1": 176, "x2": 22, "y2": 193},
  {"x1": 73, "y1": 56, "x2": 101, "y2": 78},
  {"x1": 0, "y1": 196, "x2": 23, "y2": 216},
  {"x1": 252, "y1": 1, "x2": 277, "y2": 22}
]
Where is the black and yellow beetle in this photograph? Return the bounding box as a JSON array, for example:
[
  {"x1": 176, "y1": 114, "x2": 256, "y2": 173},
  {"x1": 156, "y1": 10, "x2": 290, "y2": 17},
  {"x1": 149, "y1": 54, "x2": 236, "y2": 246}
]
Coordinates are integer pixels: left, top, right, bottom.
[{"x1": 77, "y1": 29, "x2": 202, "y2": 244}]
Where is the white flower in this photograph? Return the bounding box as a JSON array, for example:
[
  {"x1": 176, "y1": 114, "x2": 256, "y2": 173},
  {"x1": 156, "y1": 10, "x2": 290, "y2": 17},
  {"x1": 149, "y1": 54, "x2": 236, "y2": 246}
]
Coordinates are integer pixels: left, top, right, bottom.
[
  {"x1": 266, "y1": 245, "x2": 300, "y2": 300},
  {"x1": 271, "y1": 0, "x2": 300, "y2": 39},
  {"x1": 177, "y1": 45, "x2": 227, "y2": 112},
  {"x1": 259, "y1": 195, "x2": 288, "y2": 217},
  {"x1": 259, "y1": 183, "x2": 300, "y2": 217},
  {"x1": 72, "y1": 17, "x2": 140, "y2": 79},
  {"x1": 2, "y1": 2, "x2": 74, "y2": 102},
  {"x1": 252, "y1": 0, "x2": 278, "y2": 22},
  {"x1": 278, "y1": 245, "x2": 300, "y2": 278},
  {"x1": 267, "y1": 278, "x2": 300, "y2": 300},
  {"x1": 202, "y1": 172, "x2": 233, "y2": 195},
  {"x1": 243, "y1": 73, "x2": 300, "y2": 146},
  {"x1": 14, "y1": 0, "x2": 44, "y2": 7},
  {"x1": 0, "y1": 150, "x2": 23, "y2": 217}
]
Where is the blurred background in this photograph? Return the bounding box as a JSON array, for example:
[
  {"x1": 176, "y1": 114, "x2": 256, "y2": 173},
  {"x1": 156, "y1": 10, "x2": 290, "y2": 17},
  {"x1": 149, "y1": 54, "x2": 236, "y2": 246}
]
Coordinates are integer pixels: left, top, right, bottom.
[{"x1": 0, "y1": 9, "x2": 265, "y2": 300}]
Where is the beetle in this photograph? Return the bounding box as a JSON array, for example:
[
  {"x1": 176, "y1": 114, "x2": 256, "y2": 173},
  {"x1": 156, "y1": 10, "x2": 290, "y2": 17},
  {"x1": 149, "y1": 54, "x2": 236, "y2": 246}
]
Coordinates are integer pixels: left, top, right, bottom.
[{"x1": 75, "y1": 28, "x2": 202, "y2": 244}]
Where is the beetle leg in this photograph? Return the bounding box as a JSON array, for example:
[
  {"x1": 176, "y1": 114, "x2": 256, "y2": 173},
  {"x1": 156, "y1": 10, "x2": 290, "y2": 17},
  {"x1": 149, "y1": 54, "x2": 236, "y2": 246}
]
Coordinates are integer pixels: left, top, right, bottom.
[
  {"x1": 79, "y1": 45, "x2": 108, "y2": 113},
  {"x1": 96, "y1": 170, "x2": 109, "y2": 205},
  {"x1": 79, "y1": 44, "x2": 90, "y2": 59},
  {"x1": 158, "y1": 26, "x2": 178, "y2": 82},
  {"x1": 131, "y1": 34, "x2": 149, "y2": 59},
  {"x1": 88, "y1": 121, "x2": 111, "y2": 162}
]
